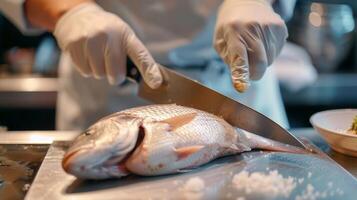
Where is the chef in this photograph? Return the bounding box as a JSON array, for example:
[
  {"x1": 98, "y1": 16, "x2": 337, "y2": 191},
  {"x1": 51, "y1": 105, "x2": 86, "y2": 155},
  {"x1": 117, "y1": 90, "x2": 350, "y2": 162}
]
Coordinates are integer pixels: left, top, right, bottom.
[{"x1": 0, "y1": 0, "x2": 296, "y2": 130}]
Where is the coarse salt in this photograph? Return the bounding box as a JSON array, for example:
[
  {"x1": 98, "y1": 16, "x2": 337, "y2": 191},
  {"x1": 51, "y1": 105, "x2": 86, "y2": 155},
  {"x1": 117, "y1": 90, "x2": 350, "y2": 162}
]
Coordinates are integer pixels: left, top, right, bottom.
[
  {"x1": 327, "y1": 182, "x2": 333, "y2": 188},
  {"x1": 298, "y1": 178, "x2": 304, "y2": 184},
  {"x1": 307, "y1": 172, "x2": 312, "y2": 178},
  {"x1": 295, "y1": 183, "x2": 344, "y2": 200},
  {"x1": 183, "y1": 177, "x2": 205, "y2": 192},
  {"x1": 231, "y1": 170, "x2": 296, "y2": 199},
  {"x1": 295, "y1": 184, "x2": 322, "y2": 200},
  {"x1": 182, "y1": 177, "x2": 205, "y2": 200}
]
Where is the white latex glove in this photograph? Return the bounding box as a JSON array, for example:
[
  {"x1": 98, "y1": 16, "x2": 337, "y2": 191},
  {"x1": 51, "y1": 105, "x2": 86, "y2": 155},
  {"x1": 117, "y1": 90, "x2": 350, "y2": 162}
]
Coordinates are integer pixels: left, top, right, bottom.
[
  {"x1": 214, "y1": 0, "x2": 288, "y2": 92},
  {"x1": 54, "y1": 2, "x2": 162, "y2": 88}
]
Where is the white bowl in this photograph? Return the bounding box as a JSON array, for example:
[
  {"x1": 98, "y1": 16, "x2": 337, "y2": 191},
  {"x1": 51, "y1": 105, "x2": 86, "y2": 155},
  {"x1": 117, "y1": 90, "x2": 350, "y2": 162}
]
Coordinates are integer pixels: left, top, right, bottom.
[{"x1": 310, "y1": 109, "x2": 357, "y2": 157}]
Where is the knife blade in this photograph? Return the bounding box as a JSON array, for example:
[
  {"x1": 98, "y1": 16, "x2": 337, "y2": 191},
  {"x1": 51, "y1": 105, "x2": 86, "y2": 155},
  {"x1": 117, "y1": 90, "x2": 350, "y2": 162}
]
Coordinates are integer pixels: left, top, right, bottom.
[{"x1": 125, "y1": 59, "x2": 307, "y2": 149}]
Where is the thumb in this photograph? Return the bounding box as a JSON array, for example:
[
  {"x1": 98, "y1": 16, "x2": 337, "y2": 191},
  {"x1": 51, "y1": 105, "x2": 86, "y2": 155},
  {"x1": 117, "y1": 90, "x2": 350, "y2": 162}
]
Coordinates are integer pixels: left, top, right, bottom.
[{"x1": 126, "y1": 34, "x2": 163, "y2": 89}]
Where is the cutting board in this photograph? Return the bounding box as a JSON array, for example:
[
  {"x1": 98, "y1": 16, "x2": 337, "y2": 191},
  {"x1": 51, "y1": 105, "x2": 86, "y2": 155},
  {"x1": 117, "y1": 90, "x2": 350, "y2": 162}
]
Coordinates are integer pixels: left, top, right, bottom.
[{"x1": 25, "y1": 140, "x2": 357, "y2": 200}]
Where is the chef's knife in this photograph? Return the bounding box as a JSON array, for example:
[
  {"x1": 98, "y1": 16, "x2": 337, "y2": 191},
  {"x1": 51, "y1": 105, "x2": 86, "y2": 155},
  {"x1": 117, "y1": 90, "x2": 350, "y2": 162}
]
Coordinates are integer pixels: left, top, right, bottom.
[{"x1": 125, "y1": 59, "x2": 307, "y2": 149}]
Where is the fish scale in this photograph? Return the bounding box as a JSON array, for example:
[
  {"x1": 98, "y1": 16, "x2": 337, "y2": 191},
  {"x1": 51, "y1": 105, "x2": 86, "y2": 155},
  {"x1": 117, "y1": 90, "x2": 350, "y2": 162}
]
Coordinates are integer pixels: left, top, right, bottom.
[
  {"x1": 62, "y1": 104, "x2": 306, "y2": 179},
  {"x1": 122, "y1": 104, "x2": 193, "y2": 120},
  {"x1": 177, "y1": 119, "x2": 228, "y2": 145}
]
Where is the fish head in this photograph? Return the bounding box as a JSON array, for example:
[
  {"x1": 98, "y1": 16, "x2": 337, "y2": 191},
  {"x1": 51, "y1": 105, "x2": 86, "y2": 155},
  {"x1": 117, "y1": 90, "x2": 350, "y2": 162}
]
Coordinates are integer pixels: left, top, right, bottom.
[{"x1": 62, "y1": 115, "x2": 141, "y2": 179}]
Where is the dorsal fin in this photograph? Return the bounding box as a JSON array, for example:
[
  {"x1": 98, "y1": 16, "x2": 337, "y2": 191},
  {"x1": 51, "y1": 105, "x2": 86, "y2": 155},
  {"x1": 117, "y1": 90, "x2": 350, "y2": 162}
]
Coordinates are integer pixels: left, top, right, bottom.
[{"x1": 161, "y1": 112, "x2": 197, "y2": 130}]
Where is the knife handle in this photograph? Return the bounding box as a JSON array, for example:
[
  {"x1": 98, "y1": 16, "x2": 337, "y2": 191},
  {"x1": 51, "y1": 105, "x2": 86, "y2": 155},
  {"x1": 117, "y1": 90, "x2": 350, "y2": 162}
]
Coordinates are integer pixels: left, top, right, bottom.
[{"x1": 126, "y1": 57, "x2": 141, "y2": 83}]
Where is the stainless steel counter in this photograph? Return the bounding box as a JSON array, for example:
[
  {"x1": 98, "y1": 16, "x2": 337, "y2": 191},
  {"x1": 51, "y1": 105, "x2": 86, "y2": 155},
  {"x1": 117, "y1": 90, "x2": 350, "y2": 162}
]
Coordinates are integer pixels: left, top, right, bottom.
[
  {"x1": 1, "y1": 128, "x2": 356, "y2": 178},
  {"x1": 1, "y1": 128, "x2": 357, "y2": 199},
  {"x1": 0, "y1": 77, "x2": 58, "y2": 108},
  {"x1": 0, "y1": 131, "x2": 77, "y2": 144},
  {"x1": 293, "y1": 128, "x2": 357, "y2": 178},
  {"x1": 18, "y1": 128, "x2": 357, "y2": 200}
]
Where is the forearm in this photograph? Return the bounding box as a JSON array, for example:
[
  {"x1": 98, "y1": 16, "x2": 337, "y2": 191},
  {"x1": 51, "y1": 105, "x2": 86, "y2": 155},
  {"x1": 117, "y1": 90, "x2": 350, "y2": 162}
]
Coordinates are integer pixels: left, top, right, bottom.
[{"x1": 24, "y1": 0, "x2": 92, "y2": 31}]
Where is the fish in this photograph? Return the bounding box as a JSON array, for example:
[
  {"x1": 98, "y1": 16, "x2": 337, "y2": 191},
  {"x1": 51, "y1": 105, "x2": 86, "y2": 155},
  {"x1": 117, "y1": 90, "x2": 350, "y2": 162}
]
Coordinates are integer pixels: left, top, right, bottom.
[{"x1": 62, "y1": 104, "x2": 306, "y2": 179}]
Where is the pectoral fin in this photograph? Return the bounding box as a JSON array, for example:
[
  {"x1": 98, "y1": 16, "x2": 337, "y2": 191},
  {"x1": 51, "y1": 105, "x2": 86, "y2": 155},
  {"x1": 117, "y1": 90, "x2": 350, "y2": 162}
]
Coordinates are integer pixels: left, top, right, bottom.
[
  {"x1": 161, "y1": 113, "x2": 197, "y2": 130},
  {"x1": 174, "y1": 145, "x2": 205, "y2": 160}
]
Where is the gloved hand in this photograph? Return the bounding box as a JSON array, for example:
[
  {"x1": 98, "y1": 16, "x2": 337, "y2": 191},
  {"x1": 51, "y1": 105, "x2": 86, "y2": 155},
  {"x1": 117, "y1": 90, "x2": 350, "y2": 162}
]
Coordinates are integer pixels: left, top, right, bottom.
[
  {"x1": 214, "y1": 0, "x2": 288, "y2": 92},
  {"x1": 54, "y1": 2, "x2": 162, "y2": 88}
]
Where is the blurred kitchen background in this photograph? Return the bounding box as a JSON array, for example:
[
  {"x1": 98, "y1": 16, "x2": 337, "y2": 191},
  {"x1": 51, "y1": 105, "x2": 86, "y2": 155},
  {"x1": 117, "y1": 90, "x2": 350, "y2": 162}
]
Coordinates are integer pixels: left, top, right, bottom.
[{"x1": 0, "y1": 0, "x2": 357, "y2": 131}]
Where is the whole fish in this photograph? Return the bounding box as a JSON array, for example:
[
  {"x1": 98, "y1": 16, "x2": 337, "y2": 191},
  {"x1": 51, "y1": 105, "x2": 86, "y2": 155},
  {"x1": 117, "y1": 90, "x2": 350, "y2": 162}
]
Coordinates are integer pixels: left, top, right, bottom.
[{"x1": 62, "y1": 104, "x2": 305, "y2": 179}]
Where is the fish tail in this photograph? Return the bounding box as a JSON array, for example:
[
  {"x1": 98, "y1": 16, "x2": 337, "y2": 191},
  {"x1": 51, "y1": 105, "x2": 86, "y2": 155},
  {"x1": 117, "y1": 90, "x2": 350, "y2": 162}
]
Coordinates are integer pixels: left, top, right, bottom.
[{"x1": 238, "y1": 129, "x2": 307, "y2": 154}]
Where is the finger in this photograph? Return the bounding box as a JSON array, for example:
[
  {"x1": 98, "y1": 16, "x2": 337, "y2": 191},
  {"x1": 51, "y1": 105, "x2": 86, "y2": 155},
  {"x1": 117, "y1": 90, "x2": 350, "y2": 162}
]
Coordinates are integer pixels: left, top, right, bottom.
[
  {"x1": 126, "y1": 33, "x2": 163, "y2": 89},
  {"x1": 222, "y1": 29, "x2": 250, "y2": 92},
  {"x1": 213, "y1": 26, "x2": 226, "y2": 55},
  {"x1": 244, "y1": 24, "x2": 268, "y2": 80},
  {"x1": 228, "y1": 41, "x2": 250, "y2": 92},
  {"x1": 263, "y1": 23, "x2": 288, "y2": 65},
  {"x1": 86, "y1": 33, "x2": 106, "y2": 79},
  {"x1": 68, "y1": 39, "x2": 92, "y2": 77},
  {"x1": 104, "y1": 39, "x2": 126, "y2": 85}
]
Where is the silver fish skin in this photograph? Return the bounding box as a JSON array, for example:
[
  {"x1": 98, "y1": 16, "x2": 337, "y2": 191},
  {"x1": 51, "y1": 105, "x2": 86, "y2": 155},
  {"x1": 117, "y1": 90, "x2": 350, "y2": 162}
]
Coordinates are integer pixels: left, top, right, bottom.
[{"x1": 62, "y1": 104, "x2": 305, "y2": 179}]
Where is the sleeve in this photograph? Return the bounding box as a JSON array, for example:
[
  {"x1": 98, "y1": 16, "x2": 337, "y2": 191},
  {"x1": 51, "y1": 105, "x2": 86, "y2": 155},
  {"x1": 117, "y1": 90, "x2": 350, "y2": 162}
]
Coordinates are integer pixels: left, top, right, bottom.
[
  {"x1": 272, "y1": 0, "x2": 297, "y2": 21},
  {"x1": 0, "y1": 0, "x2": 44, "y2": 35}
]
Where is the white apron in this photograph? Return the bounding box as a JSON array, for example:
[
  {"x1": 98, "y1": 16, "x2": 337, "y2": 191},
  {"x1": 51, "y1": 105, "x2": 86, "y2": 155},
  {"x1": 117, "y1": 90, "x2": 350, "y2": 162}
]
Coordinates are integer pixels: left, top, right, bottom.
[{"x1": 56, "y1": 0, "x2": 289, "y2": 130}]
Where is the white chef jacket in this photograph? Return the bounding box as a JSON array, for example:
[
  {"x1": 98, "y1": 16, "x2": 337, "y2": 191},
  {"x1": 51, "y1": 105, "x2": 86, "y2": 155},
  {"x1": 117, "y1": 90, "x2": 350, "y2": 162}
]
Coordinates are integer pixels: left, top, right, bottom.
[{"x1": 0, "y1": 0, "x2": 296, "y2": 130}]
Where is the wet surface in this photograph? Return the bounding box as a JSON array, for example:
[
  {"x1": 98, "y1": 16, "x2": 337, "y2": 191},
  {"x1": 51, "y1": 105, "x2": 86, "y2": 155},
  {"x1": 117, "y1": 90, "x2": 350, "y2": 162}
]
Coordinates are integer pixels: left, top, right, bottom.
[
  {"x1": 26, "y1": 141, "x2": 357, "y2": 200},
  {"x1": 0, "y1": 144, "x2": 49, "y2": 200}
]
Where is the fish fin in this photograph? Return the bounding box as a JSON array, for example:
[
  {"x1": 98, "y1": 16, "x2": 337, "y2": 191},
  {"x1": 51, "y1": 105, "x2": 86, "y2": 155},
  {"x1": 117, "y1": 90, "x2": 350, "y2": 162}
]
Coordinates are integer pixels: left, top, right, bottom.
[
  {"x1": 161, "y1": 112, "x2": 197, "y2": 130},
  {"x1": 174, "y1": 145, "x2": 205, "y2": 160},
  {"x1": 238, "y1": 130, "x2": 307, "y2": 154},
  {"x1": 221, "y1": 144, "x2": 251, "y2": 155}
]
